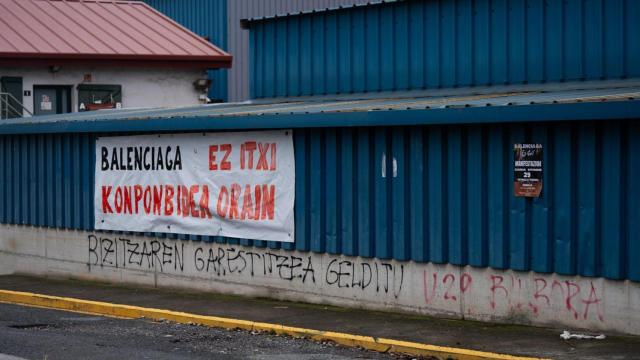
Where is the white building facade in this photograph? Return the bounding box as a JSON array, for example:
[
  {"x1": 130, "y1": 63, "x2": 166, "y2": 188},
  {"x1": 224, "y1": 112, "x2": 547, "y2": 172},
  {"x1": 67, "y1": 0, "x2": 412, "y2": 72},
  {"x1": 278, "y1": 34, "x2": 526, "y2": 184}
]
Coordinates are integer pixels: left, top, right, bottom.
[{"x1": 2, "y1": 67, "x2": 208, "y2": 117}]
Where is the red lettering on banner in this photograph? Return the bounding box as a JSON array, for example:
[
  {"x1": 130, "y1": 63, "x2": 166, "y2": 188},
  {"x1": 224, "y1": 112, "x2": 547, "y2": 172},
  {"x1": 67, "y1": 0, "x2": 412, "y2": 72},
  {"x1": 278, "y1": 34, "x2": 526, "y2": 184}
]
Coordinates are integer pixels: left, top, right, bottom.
[
  {"x1": 189, "y1": 185, "x2": 200, "y2": 218},
  {"x1": 176, "y1": 186, "x2": 182, "y2": 215},
  {"x1": 102, "y1": 183, "x2": 277, "y2": 221},
  {"x1": 102, "y1": 186, "x2": 113, "y2": 213},
  {"x1": 270, "y1": 143, "x2": 277, "y2": 170},
  {"x1": 217, "y1": 186, "x2": 229, "y2": 217},
  {"x1": 210, "y1": 144, "x2": 232, "y2": 171},
  {"x1": 257, "y1": 143, "x2": 269, "y2": 170},
  {"x1": 229, "y1": 183, "x2": 241, "y2": 219},
  {"x1": 179, "y1": 185, "x2": 190, "y2": 217},
  {"x1": 253, "y1": 185, "x2": 262, "y2": 220},
  {"x1": 240, "y1": 144, "x2": 245, "y2": 169},
  {"x1": 261, "y1": 185, "x2": 275, "y2": 220},
  {"x1": 199, "y1": 185, "x2": 212, "y2": 219},
  {"x1": 214, "y1": 184, "x2": 275, "y2": 221},
  {"x1": 209, "y1": 145, "x2": 218, "y2": 170},
  {"x1": 143, "y1": 187, "x2": 151, "y2": 214},
  {"x1": 220, "y1": 144, "x2": 232, "y2": 170},
  {"x1": 123, "y1": 186, "x2": 132, "y2": 214},
  {"x1": 241, "y1": 184, "x2": 254, "y2": 220},
  {"x1": 134, "y1": 185, "x2": 143, "y2": 213},
  {"x1": 242, "y1": 141, "x2": 257, "y2": 169},
  {"x1": 164, "y1": 185, "x2": 174, "y2": 216},
  {"x1": 114, "y1": 187, "x2": 123, "y2": 213},
  {"x1": 153, "y1": 186, "x2": 163, "y2": 215}
]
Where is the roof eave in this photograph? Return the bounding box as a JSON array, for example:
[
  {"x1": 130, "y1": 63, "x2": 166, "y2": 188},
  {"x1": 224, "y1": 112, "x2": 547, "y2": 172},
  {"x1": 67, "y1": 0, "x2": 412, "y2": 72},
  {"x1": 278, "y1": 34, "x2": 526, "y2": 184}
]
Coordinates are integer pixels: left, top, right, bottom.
[{"x1": 0, "y1": 54, "x2": 232, "y2": 69}]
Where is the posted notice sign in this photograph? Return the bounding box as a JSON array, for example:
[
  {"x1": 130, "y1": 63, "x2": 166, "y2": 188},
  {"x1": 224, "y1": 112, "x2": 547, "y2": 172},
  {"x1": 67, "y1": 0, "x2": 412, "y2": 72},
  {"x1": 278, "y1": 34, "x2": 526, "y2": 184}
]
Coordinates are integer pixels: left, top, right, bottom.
[
  {"x1": 95, "y1": 130, "x2": 295, "y2": 242},
  {"x1": 513, "y1": 143, "x2": 543, "y2": 197}
]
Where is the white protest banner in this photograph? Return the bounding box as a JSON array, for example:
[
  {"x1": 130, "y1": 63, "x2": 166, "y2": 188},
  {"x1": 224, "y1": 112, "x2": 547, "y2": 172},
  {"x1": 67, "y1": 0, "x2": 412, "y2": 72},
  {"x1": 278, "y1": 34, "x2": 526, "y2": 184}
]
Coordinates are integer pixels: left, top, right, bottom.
[{"x1": 94, "y1": 130, "x2": 295, "y2": 242}]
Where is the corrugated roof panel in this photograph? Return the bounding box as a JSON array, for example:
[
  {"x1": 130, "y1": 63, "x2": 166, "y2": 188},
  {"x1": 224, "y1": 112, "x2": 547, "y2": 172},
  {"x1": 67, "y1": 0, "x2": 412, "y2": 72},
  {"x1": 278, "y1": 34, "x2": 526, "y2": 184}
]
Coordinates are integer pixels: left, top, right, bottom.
[
  {"x1": 2, "y1": 82, "x2": 639, "y2": 131},
  {"x1": 240, "y1": 0, "x2": 400, "y2": 22},
  {"x1": 18, "y1": 0, "x2": 97, "y2": 54},
  {"x1": 0, "y1": 0, "x2": 231, "y2": 68}
]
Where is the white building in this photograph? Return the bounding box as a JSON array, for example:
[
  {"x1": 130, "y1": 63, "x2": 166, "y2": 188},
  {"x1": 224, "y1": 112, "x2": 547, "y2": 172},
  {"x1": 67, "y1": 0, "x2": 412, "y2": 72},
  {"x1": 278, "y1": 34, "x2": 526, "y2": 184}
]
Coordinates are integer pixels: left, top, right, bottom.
[{"x1": 0, "y1": 0, "x2": 231, "y2": 118}]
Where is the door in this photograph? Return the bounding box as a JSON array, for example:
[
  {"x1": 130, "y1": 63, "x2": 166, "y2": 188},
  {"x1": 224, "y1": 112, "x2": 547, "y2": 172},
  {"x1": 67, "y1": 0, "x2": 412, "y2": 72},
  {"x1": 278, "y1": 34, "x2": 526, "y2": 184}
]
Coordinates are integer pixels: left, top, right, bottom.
[
  {"x1": 1, "y1": 76, "x2": 23, "y2": 118},
  {"x1": 33, "y1": 86, "x2": 71, "y2": 116}
]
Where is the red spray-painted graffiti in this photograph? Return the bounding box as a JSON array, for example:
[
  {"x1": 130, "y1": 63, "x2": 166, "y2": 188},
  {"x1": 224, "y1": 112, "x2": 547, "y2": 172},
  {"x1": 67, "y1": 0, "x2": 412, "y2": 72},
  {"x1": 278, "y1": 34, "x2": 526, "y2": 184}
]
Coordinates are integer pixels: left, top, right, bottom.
[{"x1": 423, "y1": 271, "x2": 604, "y2": 322}]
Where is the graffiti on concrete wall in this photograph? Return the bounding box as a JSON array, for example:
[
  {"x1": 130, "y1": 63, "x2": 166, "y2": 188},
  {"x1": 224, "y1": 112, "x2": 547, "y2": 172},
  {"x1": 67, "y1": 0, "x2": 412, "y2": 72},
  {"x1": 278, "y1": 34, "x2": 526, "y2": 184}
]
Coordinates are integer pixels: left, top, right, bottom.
[
  {"x1": 192, "y1": 246, "x2": 316, "y2": 283},
  {"x1": 87, "y1": 234, "x2": 185, "y2": 272},
  {"x1": 422, "y1": 271, "x2": 605, "y2": 322},
  {"x1": 87, "y1": 234, "x2": 404, "y2": 297},
  {"x1": 2, "y1": 226, "x2": 638, "y2": 335},
  {"x1": 88, "y1": 234, "x2": 608, "y2": 323}
]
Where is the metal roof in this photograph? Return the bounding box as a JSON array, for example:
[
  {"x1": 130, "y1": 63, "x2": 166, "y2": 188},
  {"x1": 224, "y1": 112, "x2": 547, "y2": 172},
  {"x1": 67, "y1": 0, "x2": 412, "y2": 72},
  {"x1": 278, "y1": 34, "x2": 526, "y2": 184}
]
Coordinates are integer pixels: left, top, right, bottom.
[
  {"x1": 0, "y1": 0, "x2": 231, "y2": 68},
  {"x1": 1, "y1": 81, "x2": 640, "y2": 134},
  {"x1": 239, "y1": 0, "x2": 401, "y2": 25}
]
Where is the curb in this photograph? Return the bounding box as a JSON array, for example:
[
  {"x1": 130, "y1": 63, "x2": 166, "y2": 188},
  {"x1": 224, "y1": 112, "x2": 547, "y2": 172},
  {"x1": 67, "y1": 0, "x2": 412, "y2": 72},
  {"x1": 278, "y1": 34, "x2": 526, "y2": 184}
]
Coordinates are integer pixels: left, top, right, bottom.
[{"x1": 0, "y1": 289, "x2": 547, "y2": 360}]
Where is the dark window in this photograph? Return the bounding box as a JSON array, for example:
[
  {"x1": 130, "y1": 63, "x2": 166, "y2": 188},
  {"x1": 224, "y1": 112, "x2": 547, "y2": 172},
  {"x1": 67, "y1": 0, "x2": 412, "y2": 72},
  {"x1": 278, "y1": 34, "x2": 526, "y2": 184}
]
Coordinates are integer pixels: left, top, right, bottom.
[{"x1": 78, "y1": 84, "x2": 122, "y2": 111}]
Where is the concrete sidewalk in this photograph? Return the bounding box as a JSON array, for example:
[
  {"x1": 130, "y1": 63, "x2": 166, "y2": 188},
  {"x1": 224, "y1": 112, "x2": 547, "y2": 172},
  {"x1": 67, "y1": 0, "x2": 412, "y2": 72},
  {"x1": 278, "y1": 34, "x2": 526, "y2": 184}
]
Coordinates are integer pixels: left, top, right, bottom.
[{"x1": 0, "y1": 275, "x2": 638, "y2": 360}]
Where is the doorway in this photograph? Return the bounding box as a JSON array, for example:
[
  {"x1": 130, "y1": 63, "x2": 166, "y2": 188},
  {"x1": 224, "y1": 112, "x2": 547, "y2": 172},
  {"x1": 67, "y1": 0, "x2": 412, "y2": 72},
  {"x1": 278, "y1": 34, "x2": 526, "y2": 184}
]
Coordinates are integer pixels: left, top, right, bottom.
[
  {"x1": 33, "y1": 86, "x2": 72, "y2": 116},
  {"x1": 1, "y1": 76, "x2": 23, "y2": 118}
]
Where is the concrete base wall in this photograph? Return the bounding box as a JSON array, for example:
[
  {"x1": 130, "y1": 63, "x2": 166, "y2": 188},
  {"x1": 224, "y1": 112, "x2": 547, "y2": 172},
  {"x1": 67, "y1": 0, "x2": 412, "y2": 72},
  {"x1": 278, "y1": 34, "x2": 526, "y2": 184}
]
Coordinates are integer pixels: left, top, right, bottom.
[
  {"x1": 1, "y1": 225, "x2": 638, "y2": 335},
  {"x1": 1, "y1": 67, "x2": 206, "y2": 115}
]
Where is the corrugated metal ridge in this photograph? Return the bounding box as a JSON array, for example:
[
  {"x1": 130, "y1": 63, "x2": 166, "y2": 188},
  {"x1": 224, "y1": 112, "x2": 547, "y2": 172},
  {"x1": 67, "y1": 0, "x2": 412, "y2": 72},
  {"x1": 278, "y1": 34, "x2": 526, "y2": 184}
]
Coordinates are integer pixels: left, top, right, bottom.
[
  {"x1": 1, "y1": 100, "x2": 640, "y2": 135},
  {"x1": 240, "y1": 0, "x2": 401, "y2": 25},
  {"x1": 5, "y1": 81, "x2": 639, "y2": 123},
  {"x1": 249, "y1": 79, "x2": 640, "y2": 104}
]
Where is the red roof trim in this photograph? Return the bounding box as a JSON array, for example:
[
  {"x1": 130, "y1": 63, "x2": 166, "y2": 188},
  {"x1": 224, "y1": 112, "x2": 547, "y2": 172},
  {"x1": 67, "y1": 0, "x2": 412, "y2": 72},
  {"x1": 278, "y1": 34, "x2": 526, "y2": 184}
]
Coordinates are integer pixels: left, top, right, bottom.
[{"x1": 0, "y1": 57, "x2": 231, "y2": 69}]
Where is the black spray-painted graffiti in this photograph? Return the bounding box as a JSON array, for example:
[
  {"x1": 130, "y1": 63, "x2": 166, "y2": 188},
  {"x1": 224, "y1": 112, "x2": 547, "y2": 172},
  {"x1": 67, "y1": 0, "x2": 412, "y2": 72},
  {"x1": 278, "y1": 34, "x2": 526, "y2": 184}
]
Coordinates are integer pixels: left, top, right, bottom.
[
  {"x1": 326, "y1": 259, "x2": 404, "y2": 298},
  {"x1": 88, "y1": 234, "x2": 184, "y2": 272},
  {"x1": 87, "y1": 234, "x2": 404, "y2": 297},
  {"x1": 193, "y1": 247, "x2": 316, "y2": 283}
]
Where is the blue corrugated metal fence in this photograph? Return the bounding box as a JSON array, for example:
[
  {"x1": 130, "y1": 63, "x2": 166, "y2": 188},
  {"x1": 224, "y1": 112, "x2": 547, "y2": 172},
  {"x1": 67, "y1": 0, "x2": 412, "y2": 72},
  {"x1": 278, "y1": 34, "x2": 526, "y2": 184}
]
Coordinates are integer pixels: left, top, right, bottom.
[
  {"x1": 1, "y1": 120, "x2": 638, "y2": 282},
  {"x1": 250, "y1": 0, "x2": 640, "y2": 98}
]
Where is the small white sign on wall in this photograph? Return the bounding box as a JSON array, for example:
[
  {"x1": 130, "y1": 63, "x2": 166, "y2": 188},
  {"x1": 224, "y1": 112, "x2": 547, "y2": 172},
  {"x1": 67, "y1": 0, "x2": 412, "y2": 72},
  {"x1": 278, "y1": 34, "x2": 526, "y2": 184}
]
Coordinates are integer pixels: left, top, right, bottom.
[{"x1": 40, "y1": 94, "x2": 52, "y2": 111}]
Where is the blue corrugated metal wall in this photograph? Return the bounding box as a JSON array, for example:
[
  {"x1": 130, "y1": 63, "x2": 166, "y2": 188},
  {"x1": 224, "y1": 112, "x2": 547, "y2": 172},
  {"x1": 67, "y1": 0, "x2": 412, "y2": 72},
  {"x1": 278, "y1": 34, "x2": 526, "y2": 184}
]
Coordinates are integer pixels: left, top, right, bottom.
[
  {"x1": 1, "y1": 120, "x2": 639, "y2": 281},
  {"x1": 226, "y1": 0, "x2": 402, "y2": 101},
  {"x1": 143, "y1": 0, "x2": 228, "y2": 102},
  {"x1": 250, "y1": 0, "x2": 640, "y2": 98}
]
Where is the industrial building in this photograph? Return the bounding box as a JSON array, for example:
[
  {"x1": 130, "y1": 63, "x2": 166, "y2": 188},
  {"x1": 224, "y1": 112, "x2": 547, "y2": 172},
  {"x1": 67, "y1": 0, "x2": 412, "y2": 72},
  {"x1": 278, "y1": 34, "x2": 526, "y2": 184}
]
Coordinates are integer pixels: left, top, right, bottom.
[
  {"x1": 0, "y1": 0, "x2": 231, "y2": 118},
  {"x1": 142, "y1": 0, "x2": 397, "y2": 102},
  {"x1": 1, "y1": 0, "x2": 640, "y2": 337}
]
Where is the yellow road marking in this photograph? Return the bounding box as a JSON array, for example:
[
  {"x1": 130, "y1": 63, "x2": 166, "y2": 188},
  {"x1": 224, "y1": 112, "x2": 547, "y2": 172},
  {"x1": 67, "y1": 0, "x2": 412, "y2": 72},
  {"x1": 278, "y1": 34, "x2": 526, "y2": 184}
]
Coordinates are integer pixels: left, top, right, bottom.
[{"x1": 0, "y1": 289, "x2": 548, "y2": 360}]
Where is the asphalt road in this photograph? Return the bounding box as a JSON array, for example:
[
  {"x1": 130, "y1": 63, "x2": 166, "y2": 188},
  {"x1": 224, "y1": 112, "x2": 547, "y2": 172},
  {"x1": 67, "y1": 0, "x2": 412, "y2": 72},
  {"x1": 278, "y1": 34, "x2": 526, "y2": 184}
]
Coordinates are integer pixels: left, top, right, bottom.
[{"x1": 0, "y1": 303, "x2": 418, "y2": 360}]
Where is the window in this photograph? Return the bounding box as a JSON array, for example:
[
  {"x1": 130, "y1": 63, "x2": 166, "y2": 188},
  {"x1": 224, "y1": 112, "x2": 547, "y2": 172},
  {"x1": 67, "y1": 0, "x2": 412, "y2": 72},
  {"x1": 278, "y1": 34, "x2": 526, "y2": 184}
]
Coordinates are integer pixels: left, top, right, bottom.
[{"x1": 78, "y1": 84, "x2": 122, "y2": 111}]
